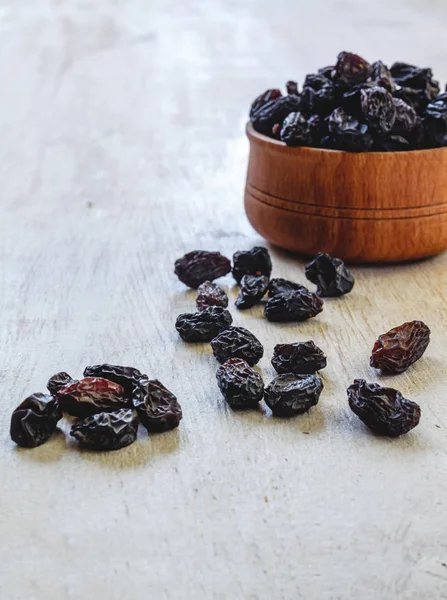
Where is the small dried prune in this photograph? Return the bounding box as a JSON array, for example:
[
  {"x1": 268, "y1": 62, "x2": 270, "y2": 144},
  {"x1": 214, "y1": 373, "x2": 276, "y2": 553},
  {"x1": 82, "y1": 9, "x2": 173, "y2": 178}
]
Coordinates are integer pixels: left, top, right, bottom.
[
  {"x1": 370, "y1": 320, "x2": 430, "y2": 374},
  {"x1": 211, "y1": 326, "x2": 264, "y2": 366},
  {"x1": 390, "y1": 62, "x2": 439, "y2": 100},
  {"x1": 280, "y1": 112, "x2": 320, "y2": 146},
  {"x1": 47, "y1": 372, "x2": 76, "y2": 396},
  {"x1": 70, "y1": 408, "x2": 138, "y2": 451},
  {"x1": 132, "y1": 377, "x2": 182, "y2": 432},
  {"x1": 235, "y1": 274, "x2": 269, "y2": 310},
  {"x1": 251, "y1": 94, "x2": 301, "y2": 136},
  {"x1": 10, "y1": 393, "x2": 62, "y2": 448},
  {"x1": 368, "y1": 60, "x2": 395, "y2": 92},
  {"x1": 83, "y1": 364, "x2": 143, "y2": 400},
  {"x1": 174, "y1": 250, "x2": 231, "y2": 289},
  {"x1": 232, "y1": 246, "x2": 272, "y2": 283},
  {"x1": 216, "y1": 358, "x2": 264, "y2": 409},
  {"x1": 332, "y1": 51, "x2": 371, "y2": 87},
  {"x1": 196, "y1": 281, "x2": 229, "y2": 311},
  {"x1": 264, "y1": 288, "x2": 323, "y2": 322},
  {"x1": 57, "y1": 377, "x2": 126, "y2": 417},
  {"x1": 264, "y1": 373, "x2": 323, "y2": 417},
  {"x1": 361, "y1": 86, "x2": 396, "y2": 134},
  {"x1": 305, "y1": 252, "x2": 355, "y2": 297},
  {"x1": 249, "y1": 89, "x2": 282, "y2": 120},
  {"x1": 268, "y1": 278, "x2": 306, "y2": 297},
  {"x1": 423, "y1": 93, "x2": 447, "y2": 147},
  {"x1": 328, "y1": 107, "x2": 374, "y2": 152},
  {"x1": 286, "y1": 81, "x2": 299, "y2": 96},
  {"x1": 347, "y1": 379, "x2": 420, "y2": 436},
  {"x1": 272, "y1": 341, "x2": 327, "y2": 375},
  {"x1": 175, "y1": 306, "x2": 233, "y2": 342}
]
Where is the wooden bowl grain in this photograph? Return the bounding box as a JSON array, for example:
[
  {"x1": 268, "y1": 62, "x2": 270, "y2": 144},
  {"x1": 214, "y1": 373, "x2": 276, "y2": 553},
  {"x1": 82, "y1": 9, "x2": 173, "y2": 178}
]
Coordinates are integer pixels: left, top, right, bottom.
[{"x1": 244, "y1": 122, "x2": 447, "y2": 263}]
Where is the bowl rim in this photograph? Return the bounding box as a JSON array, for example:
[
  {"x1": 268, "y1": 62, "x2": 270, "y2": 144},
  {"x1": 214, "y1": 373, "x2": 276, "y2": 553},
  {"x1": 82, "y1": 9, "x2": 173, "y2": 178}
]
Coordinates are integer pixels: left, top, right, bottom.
[{"x1": 246, "y1": 121, "x2": 447, "y2": 157}]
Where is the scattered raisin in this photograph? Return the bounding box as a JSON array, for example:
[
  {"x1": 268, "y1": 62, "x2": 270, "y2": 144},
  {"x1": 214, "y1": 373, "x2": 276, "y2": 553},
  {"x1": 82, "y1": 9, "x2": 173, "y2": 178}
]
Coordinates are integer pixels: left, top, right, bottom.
[
  {"x1": 70, "y1": 408, "x2": 139, "y2": 451},
  {"x1": 305, "y1": 252, "x2": 355, "y2": 297},
  {"x1": 196, "y1": 281, "x2": 229, "y2": 311},
  {"x1": 10, "y1": 393, "x2": 62, "y2": 448},
  {"x1": 268, "y1": 278, "x2": 306, "y2": 297},
  {"x1": 370, "y1": 320, "x2": 430, "y2": 374},
  {"x1": 47, "y1": 372, "x2": 76, "y2": 396},
  {"x1": 264, "y1": 373, "x2": 323, "y2": 417},
  {"x1": 57, "y1": 377, "x2": 126, "y2": 417},
  {"x1": 264, "y1": 288, "x2": 323, "y2": 322},
  {"x1": 216, "y1": 358, "x2": 264, "y2": 409},
  {"x1": 235, "y1": 274, "x2": 269, "y2": 310},
  {"x1": 83, "y1": 364, "x2": 143, "y2": 400},
  {"x1": 174, "y1": 250, "x2": 231, "y2": 289},
  {"x1": 347, "y1": 379, "x2": 420, "y2": 436},
  {"x1": 232, "y1": 246, "x2": 272, "y2": 283},
  {"x1": 272, "y1": 341, "x2": 327, "y2": 375},
  {"x1": 175, "y1": 306, "x2": 233, "y2": 342},
  {"x1": 132, "y1": 377, "x2": 182, "y2": 432},
  {"x1": 211, "y1": 326, "x2": 264, "y2": 366}
]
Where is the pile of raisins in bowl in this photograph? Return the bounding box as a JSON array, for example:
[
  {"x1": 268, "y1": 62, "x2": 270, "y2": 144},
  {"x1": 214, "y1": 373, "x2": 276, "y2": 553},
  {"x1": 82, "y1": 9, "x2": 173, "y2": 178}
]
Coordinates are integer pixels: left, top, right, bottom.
[
  {"x1": 174, "y1": 246, "x2": 431, "y2": 437},
  {"x1": 10, "y1": 364, "x2": 182, "y2": 451},
  {"x1": 250, "y1": 51, "x2": 447, "y2": 151}
]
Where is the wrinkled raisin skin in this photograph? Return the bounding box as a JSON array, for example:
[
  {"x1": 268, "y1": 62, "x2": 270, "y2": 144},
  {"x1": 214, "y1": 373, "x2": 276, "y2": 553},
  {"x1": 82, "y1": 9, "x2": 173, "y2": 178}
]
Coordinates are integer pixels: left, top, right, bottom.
[
  {"x1": 264, "y1": 288, "x2": 323, "y2": 322},
  {"x1": 305, "y1": 253, "x2": 354, "y2": 297},
  {"x1": 347, "y1": 379, "x2": 420, "y2": 436},
  {"x1": 10, "y1": 393, "x2": 62, "y2": 448},
  {"x1": 70, "y1": 409, "x2": 139, "y2": 451},
  {"x1": 216, "y1": 358, "x2": 264, "y2": 409},
  {"x1": 232, "y1": 247, "x2": 272, "y2": 284},
  {"x1": 57, "y1": 377, "x2": 126, "y2": 417},
  {"x1": 211, "y1": 326, "x2": 264, "y2": 366},
  {"x1": 272, "y1": 341, "x2": 327, "y2": 375},
  {"x1": 264, "y1": 373, "x2": 323, "y2": 418},
  {"x1": 235, "y1": 274, "x2": 269, "y2": 310},
  {"x1": 132, "y1": 377, "x2": 182, "y2": 432},
  {"x1": 268, "y1": 278, "x2": 306, "y2": 297},
  {"x1": 175, "y1": 306, "x2": 233, "y2": 343},
  {"x1": 47, "y1": 372, "x2": 76, "y2": 396},
  {"x1": 196, "y1": 281, "x2": 229, "y2": 311},
  {"x1": 83, "y1": 364, "x2": 143, "y2": 400},
  {"x1": 174, "y1": 250, "x2": 231, "y2": 289},
  {"x1": 370, "y1": 320, "x2": 430, "y2": 374}
]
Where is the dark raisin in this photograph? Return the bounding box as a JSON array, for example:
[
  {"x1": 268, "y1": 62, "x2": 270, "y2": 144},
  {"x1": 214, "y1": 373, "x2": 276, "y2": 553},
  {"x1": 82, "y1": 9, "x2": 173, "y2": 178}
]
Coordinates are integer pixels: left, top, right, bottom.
[
  {"x1": 211, "y1": 326, "x2": 264, "y2": 366},
  {"x1": 272, "y1": 341, "x2": 327, "y2": 375},
  {"x1": 341, "y1": 83, "x2": 372, "y2": 116},
  {"x1": 328, "y1": 107, "x2": 374, "y2": 152},
  {"x1": 280, "y1": 112, "x2": 321, "y2": 146},
  {"x1": 391, "y1": 98, "x2": 419, "y2": 135},
  {"x1": 57, "y1": 377, "x2": 126, "y2": 417},
  {"x1": 196, "y1": 281, "x2": 229, "y2": 311},
  {"x1": 251, "y1": 95, "x2": 301, "y2": 136},
  {"x1": 264, "y1": 373, "x2": 323, "y2": 417},
  {"x1": 232, "y1": 246, "x2": 272, "y2": 284},
  {"x1": 268, "y1": 278, "x2": 306, "y2": 297},
  {"x1": 10, "y1": 393, "x2": 62, "y2": 448},
  {"x1": 264, "y1": 288, "x2": 323, "y2": 322},
  {"x1": 286, "y1": 81, "x2": 299, "y2": 96},
  {"x1": 83, "y1": 364, "x2": 143, "y2": 400},
  {"x1": 235, "y1": 274, "x2": 269, "y2": 310},
  {"x1": 423, "y1": 93, "x2": 447, "y2": 147},
  {"x1": 70, "y1": 408, "x2": 139, "y2": 451},
  {"x1": 300, "y1": 78, "x2": 336, "y2": 117},
  {"x1": 305, "y1": 252, "x2": 355, "y2": 297},
  {"x1": 361, "y1": 86, "x2": 396, "y2": 134},
  {"x1": 318, "y1": 65, "x2": 334, "y2": 79},
  {"x1": 368, "y1": 60, "x2": 395, "y2": 92},
  {"x1": 347, "y1": 379, "x2": 420, "y2": 436},
  {"x1": 132, "y1": 377, "x2": 182, "y2": 432},
  {"x1": 174, "y1": 250, "x2": 231, "y2": 289},
  {"x1": 390, "y1": 62, "x2": 439, "y2": 100},
  {"x1": 249, "y1": 89, "x2": 282, "y2": 120},
  {"x1": 333, "y1": 51, "x2": 372, "y2": 87},
  {"x1": 394, "y1": 86, "x2": 431, "y2": 115},
  {"x1": 47, "y1": 372, "x2": 76, "y2": 396},
  {"x1": 370, "y1": 320, "x2": 430, "y2": 374},
  {"x1": 216, "y1": 358, "x2": 264, "y2": 409},
  {"x1": 376, "y1": 135, "x2": 412, "y2": 152},
  {"x1": 175, "y1": 306, "x2": 233, "y2": 343}
]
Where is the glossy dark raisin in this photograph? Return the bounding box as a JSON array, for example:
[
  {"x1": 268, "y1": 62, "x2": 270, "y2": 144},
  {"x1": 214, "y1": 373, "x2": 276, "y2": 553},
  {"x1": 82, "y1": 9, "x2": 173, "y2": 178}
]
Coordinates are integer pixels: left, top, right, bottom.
[
  {"x1": 301, "y1": 77, "x2": 336, "y2": 117},
  {"x1": 305, "y1": 252, "x2": 355, "y2": 297},
  {"x1": 390, "y1": 62, "x2": 439, "y2": 100},
  {"x1": 232, "y1": 246, "x2": 272, "y2": 284},
  {"x1": 347, "y1": 379, "x2": 420, "y2": 436},
  {"x1": 211, "y1": 326, "x2": 264, "y2": 366},
  {"x1": 361, "y1": 86, "x2": 396, "y2": 134},
  {"x1": 333, "y1": 51, "x2": 371, "y2": 87},
  {"x1": 328, "y1": 107, "x2": 374, "y2": 152},
  {"x1": 391, "y1": 98, "x2": 419, "y2": 135},
  {"x1": 175, "y1": 306, "x2": 233, "y2": 343},
  {"x1": 47, "y1": 372, "x2": 76, "y2": 396},
  {"x1": 423, "y1": 93, "x2": 447, "y2": 147},
  {"x1": 394, "y1": 86, "x2": 431, "y2": 115},
  {"x1": 216, "y1": 358, "x2": 264, "y2": 409},
  {"x1": 268, "y1": 278, "x2": 306, "y2": 297},
  {"x1": 83, "y1": 364, "x2": 143, "y2": 400},
  {"x1": 280, "y1": 112, "x2": 320, "y2": 146},
  {"x1": 174, "y1": 250, "x2": 231, "y2": 289},
  {"x1": 251, "y1": 94, "x2": 301, "y2": 136},
  {"x1": 341, "y1": 83, "x2": 372, "y2": 116},
  {"x1": 318, "y1": 65, "x2": 334, "y2": 79},
  {"x1": 235, "y1": 274, "x2": 269, "y2": 310},
  {"x1": 57, "y1": 377, "x2": 126, "y2": 417},
  {"x1": 286, "y1": 81, "x2": 299, "y2": 96},
  {"x1": 264, "y1": 373, "x2": 323, "y2": 417},
  {"x1": 196, "y1": 281, "x2": 229, "y2": 311},
  {"x1": 10, "y1": 393, "x2": 62, "y2": 448},
  {"x1": 70, "y1": 408, "x2": 139, "y2": 451},
  {"x1": 368, "y1": 60, "x2": 395, "y2": 92},
  {"x1": 264, "y1": 288, "x2": 323, "y2": 322},
  {"x1": 132, "y1": 377, "x2": 182, "y2": 432},
  {"x1": 370, "y1": 320, "x2": 430, "y2": 374},
  {"x1": 249, "y1": 89, "x2": 282, "y2": 120},
  {"x1": 271, "y1": 341, "x2": 327, "y2": 375}
]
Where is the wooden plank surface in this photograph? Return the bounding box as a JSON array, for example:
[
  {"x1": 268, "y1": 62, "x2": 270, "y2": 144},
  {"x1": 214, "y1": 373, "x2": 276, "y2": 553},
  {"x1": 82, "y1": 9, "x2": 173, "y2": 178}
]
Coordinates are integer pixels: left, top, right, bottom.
[{"x1": 1, "y1": 1, "x2": 447, "y2": 598}]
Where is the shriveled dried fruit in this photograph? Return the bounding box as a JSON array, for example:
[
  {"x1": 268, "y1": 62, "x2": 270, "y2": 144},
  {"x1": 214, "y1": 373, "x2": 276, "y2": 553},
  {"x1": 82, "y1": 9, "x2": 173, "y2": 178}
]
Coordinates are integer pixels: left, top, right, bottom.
[
  {"x1": 423, "y1": 93, "x2": 447, "y2": 147},
  {"x1": 132, "y1": 377, "x2": 182, "y2": 432},
  {"x1": 196, "y1": 281, "x2": 229, "y2": 311},
  {"x1": 305, "y1": 252, "x2": 354, "y2": 297},
  {"x1": 286, "y1": 81, "x2": 299, "y2": 96},
  {"x1": 394, "y1": 86, "x2": 430, "y2": 115},
  {"x1": 264, "y1": 288, "x2": 323, "y2": 322},
  {"x1": 368, "y1": 60, "x2": 395, "y2": 92},
  {"x1": 174, "y1": 250, "x2": 231, "y2": 289},
  {"x1": 268, "y1": 278, "x2": 306, "y2": 297},
  {"x1": 251, "y1": 94, "x2": 301, "y2": 136},
  {"x1": 83, "y1": 364, "x2": 143, "y2": 400},
  {"x1": 249, "y1": 89, "x2": 282, "y2": 120},
  {"x1": 390, "y1": 62, "x2": 439, "y2": 100},
  {"x1": 57, "y1": 377, "x2": 126, "y2": 417},
  {"x1": 333, "y1": 51, "x2": 371, "y2": 87},
  {"x1": 70, "y1": 408, "x2": 138, "y2": 451},
  {"x1": 175, "y1": 306, "x2": 233, "y2": 342},
  {"x1": 370, "y1": 320, "x2": 430, "y2": 374},
  {"x1": 232, "y1": 246, "x2": 272, "y2": 283},
  {"x1": 235, "y1": 274, "x2": 269, "y2": 310},
  {"x1": 216, "y1": 358, "x2": 264, "y2": 409},
  {"x1": 327, "y1": 107, "x2": 374, "y2": 151},
  {"x1": 272, "y1": 341, "x2": 327, "y2": 375},
  {"x1": 300, "y1": 76, "x2": 335, "y2": 117},
  {"x1": 280, "y1": 112, "x2": 320, "y2": 146},
  {"x1": 10, "y1": 393, "x2": 62, "y2": 448},
  {"x1": 360, "y1": 86, "x2": 396, "y2": 134},
  {"x1": 211, "y1": 326, "x2": 264, "y2": 366},
  {"x1": 347, "y1": 379, "x2": 420, "y2": 436},
  {"x1": 392, "y1": 98, "x2": 419, "y2": 136},
  {"x1": 264, "y1": 373, "x2": 323, "y2": 417},
  {"x1": 47, "y1": 372, "x2": 76, "y2": 396}
]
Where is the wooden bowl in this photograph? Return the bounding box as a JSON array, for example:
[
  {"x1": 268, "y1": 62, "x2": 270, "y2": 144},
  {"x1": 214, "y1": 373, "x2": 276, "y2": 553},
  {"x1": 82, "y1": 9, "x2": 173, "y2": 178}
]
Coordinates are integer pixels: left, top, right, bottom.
[{"x1": 244, "y1": 122, "x2": 447, "y2": 263}]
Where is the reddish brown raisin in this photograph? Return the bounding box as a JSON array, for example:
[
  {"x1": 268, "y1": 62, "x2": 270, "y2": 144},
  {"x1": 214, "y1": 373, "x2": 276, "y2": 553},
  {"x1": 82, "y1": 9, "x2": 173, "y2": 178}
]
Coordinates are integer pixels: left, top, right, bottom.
[
  {"x1": 370, "y1": 320, "x2": 430, "y2": 374},
  {"x1": 196, "y1": 281, "x2": 229, "y2": 312},
  {"x1": 57, "y1": 377, "x2": 126, "y2": 417},
  {"x1": 174, "y1": 250, "x2": 231, "y2": 289}
]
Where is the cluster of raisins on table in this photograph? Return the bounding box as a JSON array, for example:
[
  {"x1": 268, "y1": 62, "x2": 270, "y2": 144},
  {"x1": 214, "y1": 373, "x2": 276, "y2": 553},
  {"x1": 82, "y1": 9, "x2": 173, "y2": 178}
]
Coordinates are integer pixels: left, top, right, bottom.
[
  {"x1": 250, "y1": 51, "x2": 447, "y2": 151},
  {"x1": 10, "y1": 364, "x2": 182, "y2": 451},
  {"x1": 175, "y1": 247, "x2": 430, "y2": 437}
]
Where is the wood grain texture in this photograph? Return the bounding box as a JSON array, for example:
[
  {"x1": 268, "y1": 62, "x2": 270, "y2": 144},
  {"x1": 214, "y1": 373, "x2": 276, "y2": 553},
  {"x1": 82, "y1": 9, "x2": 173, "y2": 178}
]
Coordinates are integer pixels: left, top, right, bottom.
[
  {"x1": 1, "y1": 1, "x2": 447, "y2": 599},
  {"x1": 245, "y1": 124, "x2": 447, "y2": 262}
]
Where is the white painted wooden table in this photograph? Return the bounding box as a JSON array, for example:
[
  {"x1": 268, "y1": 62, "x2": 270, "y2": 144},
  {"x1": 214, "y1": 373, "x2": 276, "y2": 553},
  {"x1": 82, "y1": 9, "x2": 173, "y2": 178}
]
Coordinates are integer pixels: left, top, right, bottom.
[{"x1": 1, "y1": 1, "x2": 447, "y2": 598}]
